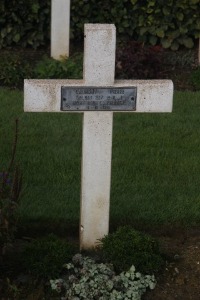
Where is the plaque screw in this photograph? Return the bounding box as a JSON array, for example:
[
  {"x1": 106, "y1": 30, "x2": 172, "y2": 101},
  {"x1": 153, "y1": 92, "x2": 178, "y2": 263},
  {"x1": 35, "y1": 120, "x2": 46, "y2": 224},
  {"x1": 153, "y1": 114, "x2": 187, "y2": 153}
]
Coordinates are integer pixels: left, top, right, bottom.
[{"x1": 63, "y1": 97, "x2": 66, "y2": 101}]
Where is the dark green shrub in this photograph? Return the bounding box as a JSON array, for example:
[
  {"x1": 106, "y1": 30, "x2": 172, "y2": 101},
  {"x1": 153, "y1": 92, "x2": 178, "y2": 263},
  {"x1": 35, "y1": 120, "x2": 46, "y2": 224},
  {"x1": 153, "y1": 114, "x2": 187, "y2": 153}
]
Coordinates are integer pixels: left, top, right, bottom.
[
  {"x1": 100, "y1": 226, "x2": 164, "y2": 274},
  {"x1": 190, "y1": 67, "x2": 200, "y2": 90},
  {"x1": 23, "y1": 234, "x2": 77, "y2": 278},
  {"x1": 0, "y1": 52, "x2": 83, "y2": 89},
  {"x1": 71, "y1": 0, "x2": 200, "y2": 50},
  {"x1": 0, "y1": 0, "x2": 50, "y2": 49},
  {"x1": 0, "y1": 53, "x2": 32, "y2": 88},
  {"x1": 116, "y1": 42, "x2": 163, "y2": 79},
  {"x1": 0, "y1": 120, "x2": 22, "y2": 255},
  {"x1": 33, "y1": 53, "x2": 83, "y2": 79},
  {"x1": 0, "y1": 0, "x2": 200, "y2": 49}
]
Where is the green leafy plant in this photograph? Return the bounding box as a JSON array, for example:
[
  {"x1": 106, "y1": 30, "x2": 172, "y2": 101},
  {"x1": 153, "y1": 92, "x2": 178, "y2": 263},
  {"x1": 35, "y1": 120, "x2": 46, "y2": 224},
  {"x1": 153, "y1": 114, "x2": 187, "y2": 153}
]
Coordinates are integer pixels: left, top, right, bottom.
[
  {"x1": 0, "y1": 53, "x2": 32, "y2": 88},
  {"x1": 116, "y1": 41, "x2": 163, "y2": 79},
  {"x1": 190, "y1": 67, "x2": 200, "y2": 90},
  {"x1": 0, "y1": 119, "x2": 22, "y2": 255},
  {"x1": 0, "y1": 52, "x2": 83, "y2": 89},
  {"x1": 0, "y1": 0, "x2": 200, "y2": 49},
  {"x1": 100, "y1": 226, "x2": 164, "y2": 274},
  {"x1": 0, "y1": 0, "x2": 50, "y2": 49},
  {"x1": 33, "y1": 53, "x2": 83, "y2": 79},
  {"x1": 50, "y1": 254, "x2": 156, "y2": 299},
  {"x1": 23, "y1": 234, "x2": 77, "y2": 278},
  {"x1": 70, "y1": 0, "x2": 200, "y2": 50}
]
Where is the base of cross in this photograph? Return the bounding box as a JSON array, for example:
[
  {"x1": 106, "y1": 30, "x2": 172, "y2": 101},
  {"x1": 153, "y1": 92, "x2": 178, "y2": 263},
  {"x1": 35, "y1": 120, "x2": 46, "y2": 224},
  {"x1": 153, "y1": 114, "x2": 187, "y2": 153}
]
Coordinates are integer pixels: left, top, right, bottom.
[{"x1": 24, "y1": 24, "x2": 173, "y2": 250}]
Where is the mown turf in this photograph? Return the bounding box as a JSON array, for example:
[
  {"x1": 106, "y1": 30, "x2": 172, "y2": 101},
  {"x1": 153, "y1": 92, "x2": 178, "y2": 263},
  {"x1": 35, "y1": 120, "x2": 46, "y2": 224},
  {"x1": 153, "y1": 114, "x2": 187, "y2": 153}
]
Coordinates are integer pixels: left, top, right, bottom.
[{"x1": 0, "y1": 88, "x2": 200, "y2": 234}]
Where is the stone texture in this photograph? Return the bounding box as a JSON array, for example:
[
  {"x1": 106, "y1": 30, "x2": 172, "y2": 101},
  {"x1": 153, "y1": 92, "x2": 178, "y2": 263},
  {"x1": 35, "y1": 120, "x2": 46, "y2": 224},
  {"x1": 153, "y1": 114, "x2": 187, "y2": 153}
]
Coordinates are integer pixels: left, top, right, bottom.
[
  {"x1": 24, "y1": 79, "x2": 173, "y2": 113},
  {"x1": 51, "y1": 0, "x2": 70, "y2": 59},
  {"x1": 81, "y1": 111, "x2": 113, "y2": 249},
  {"x1": 84, "y1": 24, "x2": 116, "y2": 86},
  {"x1": 80, "y1": 24, "x2": 115, "y2": 250}
]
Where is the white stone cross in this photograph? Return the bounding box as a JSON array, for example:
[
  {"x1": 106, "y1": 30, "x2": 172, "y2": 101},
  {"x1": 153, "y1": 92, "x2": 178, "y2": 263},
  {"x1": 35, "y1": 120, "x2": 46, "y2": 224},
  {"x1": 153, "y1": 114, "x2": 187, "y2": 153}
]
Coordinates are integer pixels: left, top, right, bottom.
[
  {"x1": 51, "y1": 0, "x2": 70, "y2": 59},
  {"x1": 24, "y1": 24, "x2": 173, "y2": 250}
]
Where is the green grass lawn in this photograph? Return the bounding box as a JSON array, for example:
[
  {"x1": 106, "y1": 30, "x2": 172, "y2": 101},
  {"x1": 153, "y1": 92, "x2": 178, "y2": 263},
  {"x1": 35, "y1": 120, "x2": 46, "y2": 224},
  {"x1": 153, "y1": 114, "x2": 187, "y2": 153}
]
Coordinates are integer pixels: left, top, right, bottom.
[{"x1": 1, "y1": 87, "x2": 200, "y2": 234}]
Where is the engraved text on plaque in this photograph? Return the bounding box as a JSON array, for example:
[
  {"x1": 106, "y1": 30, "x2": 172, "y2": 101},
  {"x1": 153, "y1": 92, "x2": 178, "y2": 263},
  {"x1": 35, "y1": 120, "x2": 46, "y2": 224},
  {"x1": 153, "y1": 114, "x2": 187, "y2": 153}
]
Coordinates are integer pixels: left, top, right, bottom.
[{"x1": 61, "y1": 87, "x2": 137, "y2": 111}]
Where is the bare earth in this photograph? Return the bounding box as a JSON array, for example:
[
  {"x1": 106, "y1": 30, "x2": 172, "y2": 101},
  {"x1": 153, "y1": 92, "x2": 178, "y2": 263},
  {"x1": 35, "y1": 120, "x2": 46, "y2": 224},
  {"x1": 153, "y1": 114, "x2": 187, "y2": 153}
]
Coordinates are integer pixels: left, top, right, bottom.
[{"x1": 143, "y1": 228, "x2": 200, "y2": 300}]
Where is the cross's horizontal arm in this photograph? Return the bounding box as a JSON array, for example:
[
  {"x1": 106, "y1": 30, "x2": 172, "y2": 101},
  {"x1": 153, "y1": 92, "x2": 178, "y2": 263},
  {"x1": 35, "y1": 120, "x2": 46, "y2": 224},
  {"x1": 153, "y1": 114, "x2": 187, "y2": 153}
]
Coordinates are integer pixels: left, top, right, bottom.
[{"x1": 24, "y1": 79, "x2": 173, "y2": 113}]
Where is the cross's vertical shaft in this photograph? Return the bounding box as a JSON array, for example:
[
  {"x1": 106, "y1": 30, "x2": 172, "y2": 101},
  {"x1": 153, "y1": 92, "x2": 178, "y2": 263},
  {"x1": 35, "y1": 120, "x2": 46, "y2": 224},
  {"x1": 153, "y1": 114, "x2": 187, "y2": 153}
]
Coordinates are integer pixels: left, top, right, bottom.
[{"x1": 80, "y1": 24, "x2": 116, "y2": 250}]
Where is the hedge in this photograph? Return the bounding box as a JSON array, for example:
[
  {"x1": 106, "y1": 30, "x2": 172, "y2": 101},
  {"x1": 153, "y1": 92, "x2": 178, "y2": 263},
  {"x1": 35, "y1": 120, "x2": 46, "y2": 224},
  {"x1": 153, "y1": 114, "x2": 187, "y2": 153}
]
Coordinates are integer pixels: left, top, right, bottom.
[
  {"x1": 0, "y1": 0, "x2": 200, "y2": 50},
  {"x1": 0, "y1": 0, "x2": 50, "y2": 48}
]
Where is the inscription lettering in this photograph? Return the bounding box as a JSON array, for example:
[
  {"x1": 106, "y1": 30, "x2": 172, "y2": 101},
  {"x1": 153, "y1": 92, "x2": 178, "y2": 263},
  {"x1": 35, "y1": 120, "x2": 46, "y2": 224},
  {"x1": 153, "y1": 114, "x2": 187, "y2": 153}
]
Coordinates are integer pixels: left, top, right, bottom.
[
  {"x1": 61, "y1": 87, "x2": 137, "y2": 111},
  {"x1": 76, "y1": 88, "x2": 97, "y2": 94},
  {"x1": 110, "y1": 89, "x2": 124, "y2": 94}
]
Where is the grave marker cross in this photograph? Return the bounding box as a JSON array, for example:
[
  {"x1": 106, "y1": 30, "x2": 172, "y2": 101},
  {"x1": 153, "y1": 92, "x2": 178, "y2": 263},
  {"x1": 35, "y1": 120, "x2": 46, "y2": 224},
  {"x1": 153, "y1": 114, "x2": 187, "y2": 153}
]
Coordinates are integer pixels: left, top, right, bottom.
[
  {"x1": 51, "y1": 0, "x2": 70, "y2": 59},
  {"x1": 24, "y1": 24, "x2": 173, "y2": 250}
]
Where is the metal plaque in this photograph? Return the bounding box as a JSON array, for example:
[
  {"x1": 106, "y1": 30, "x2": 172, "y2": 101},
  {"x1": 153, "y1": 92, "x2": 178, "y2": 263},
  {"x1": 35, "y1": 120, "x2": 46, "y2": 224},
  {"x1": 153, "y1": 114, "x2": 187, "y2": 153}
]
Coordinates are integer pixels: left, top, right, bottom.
[{"x1": 61, "y1": 86, "x2": 137, "y2": 111}]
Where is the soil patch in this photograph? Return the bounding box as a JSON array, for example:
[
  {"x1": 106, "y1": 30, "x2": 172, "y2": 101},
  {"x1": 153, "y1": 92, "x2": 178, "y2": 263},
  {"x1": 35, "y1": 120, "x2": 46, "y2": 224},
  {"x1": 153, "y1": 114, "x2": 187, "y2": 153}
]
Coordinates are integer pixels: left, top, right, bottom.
[{"x1": 143, "y1": 228, "x2": 200, "y2": 300}]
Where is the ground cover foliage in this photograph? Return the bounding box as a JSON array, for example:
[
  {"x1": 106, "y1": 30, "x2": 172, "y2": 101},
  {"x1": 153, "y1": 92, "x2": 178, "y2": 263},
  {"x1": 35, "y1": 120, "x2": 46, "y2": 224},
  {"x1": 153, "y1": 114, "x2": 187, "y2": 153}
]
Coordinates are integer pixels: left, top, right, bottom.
[
  {"x1": 0, "y1": 52, "x2": 83, "y2": 88},
  {"x1": 0, "y1": 0, "x2": 200, "y2": 50},
  {"x1": 50, "y1": 254, "x2": 156, "y2": 300},
  {"x1": 0, "y1": 43, "x2": 198, "y2": 90}
]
